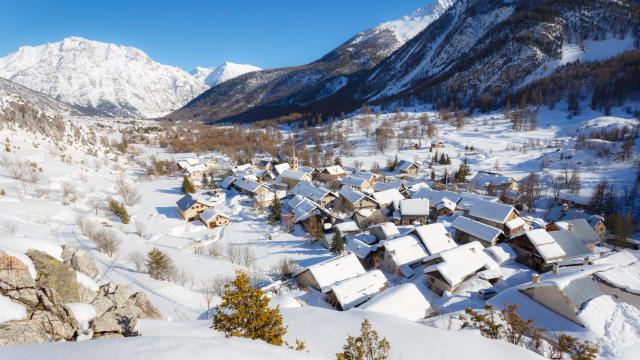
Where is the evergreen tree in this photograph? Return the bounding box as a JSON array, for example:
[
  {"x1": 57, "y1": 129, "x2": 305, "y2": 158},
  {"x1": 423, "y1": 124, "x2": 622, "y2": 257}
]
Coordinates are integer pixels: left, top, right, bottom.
[
  {"x1": 330, "y1": 229, "x2": 344, "y2": 254},
  {"x1": 269, "y1": 192, "x2": 282, "y2": 224},
  {"x1": 445, "y1": 155, "x2": 452, "y2": 165},
  {"x1": 109, "y1": 199, "x2": 130, "y2": 224},
  {"x1": 336, "y1": 319, "x2": 391, "y2": 360},
  {"x1": 310, "y1": 219, "x2": 324, "y2": 242},
  {"x1": 146, "y1": 248, "x2": 174, "y2": 280},
  {"x1": 201, "y1": 173, "x2": 209, "y2": 189},
  {"x1": 213, "y1": 271, "x2": 287, "y2": 346},
  {"x1": 439, "y1": 153, "x2": 445, "y2": 165},
  {"x1": 335, "y1": 156, "x2": 343, "y2": 166},
  {"x1": 182, "y1": 176, "x2": 196, "y2": 194},
  {"x1": 454, "y1": 158, "x2": 471, "y2": 183}
]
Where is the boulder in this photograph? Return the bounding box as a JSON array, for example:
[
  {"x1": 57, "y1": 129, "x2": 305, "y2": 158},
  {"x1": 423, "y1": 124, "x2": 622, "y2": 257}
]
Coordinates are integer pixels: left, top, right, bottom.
[
  {"x1": 77, "y1": 282, "x2": 98, "y2": 303},
  {"x1": 0, "y1": 253, "x2": 36, "y2": 290},
  {"x1": 92, "y1": 313, "x2": 121, "y2": 334},
  {"x1": 0, "y1": 320, "x2": 51, "y2": 346},
  {"x1": 27, "y1": 249, "x2": 79, "y2": 303},
  {"x1": 61, "y1": 245, "x2": 99, "y2": 279},
  {"x1": 128, "y1": 292, "x2": 162, "y2": 319}
]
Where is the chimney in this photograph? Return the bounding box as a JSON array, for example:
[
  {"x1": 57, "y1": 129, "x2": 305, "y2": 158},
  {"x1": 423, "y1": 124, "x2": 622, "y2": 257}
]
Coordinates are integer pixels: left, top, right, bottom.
[
  {"x1": 532, "y1": 274, "x2": 541, "y2": 284},
  {"x1": 568, "y1": 224, "x2": 574, "y2": 231},
  {"x1": 553, "y1": 263, "x2": 560, "y2": 275}
]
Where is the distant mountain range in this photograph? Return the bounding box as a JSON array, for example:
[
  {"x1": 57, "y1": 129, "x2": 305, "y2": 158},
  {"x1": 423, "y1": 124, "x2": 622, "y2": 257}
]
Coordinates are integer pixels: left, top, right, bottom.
[
  {"x1": 163, "y1": 0, "x2": 455, "y2": 123},
  {"x1": 169, "y1": 0, "x2": 640, "y2": 123},
  {"x1": 0, "y1": 38, "x2": 260, "y2": 118}
]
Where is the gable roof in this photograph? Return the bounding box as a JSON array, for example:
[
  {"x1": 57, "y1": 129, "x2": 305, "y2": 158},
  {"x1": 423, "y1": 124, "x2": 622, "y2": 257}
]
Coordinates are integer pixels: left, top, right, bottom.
[
  {"x1": 470, "y1": 171, "x2": 516, "y2": 187},
  {"x1": 383, "y1": 235, "x2": 429, "y2": 271},
  {"x1": 372, "y1": 189, "x2": 405, "y2": 207},
  {"x1": 291, "y1": 181, "x2": 333, "y2": 202},
  {"x1": 339, "y1": 188, "x2": 367, "y2": 205},
  {"x1": 436, "y1": 198, "x2": 457, "y2": 212},
  {"x1": 411, "y1": 188, "x2": 462, "y2": 204},
  {"x1": 234, "y1": 178, "x2": 265, "y2": 193},
  {"x1": 524, "y1": 229, "x2": 566, "y2": 262},
  {"x1": 372, "y1": 181, "x2": 405, "y2": 192},
  {"x1": 399, "y1": 198, "x2": 429, "y2": 216},
  {"x1": 289, "y1": 196, "x2": 319, "y2": 222},
  {"x1": 218, "y1": 175, "x2": 236, "y2": 189},
  {"x1": 398, "y1": 160, "x2": 419, "y2": 172},
  {"x1": 424, "y1": 241, "x2": 499, "y2": 287},
  {"x1": 281, "y1": 169, "x2": 311, "y2": 181},
  {"x1": 329, "y1": 270, "x2": 387, "y2": 310},
  {"x1": 369, "y1": 222, "x2": 400, "y2": 239},
  {"x1": 302, "y1": 252, "x2": 366, "y2": 293},
  {"x1": 411, "y1": 223, "x2": 456, "y2": 255},
  {"x1": 272, "y1": 163, "x2": 290, "y2": 175},
  {"x1": 199, "y1": 208, "x2": 229, "y2": 222},
  {"x1": 335, "y1": 221, "x2": 360, "y2": 234},
  {"x1": 468, "y1": 199, "x2": 516, "y2": 224},
  {"x1": 451, "y1": 216, "x2": 503, "y2": 243},
  {"x1": 341, "y1": 176, "x2": 369, "y2": 188},
  {"x1": 322, "y1": 165, "x2": 347, "y2": 175},
  {"x1": 360, "y1": 283, "x2": 430, "y2": 321},
  {"x1": 176, "y1": 194, "x2": 199, "y2": 211}
]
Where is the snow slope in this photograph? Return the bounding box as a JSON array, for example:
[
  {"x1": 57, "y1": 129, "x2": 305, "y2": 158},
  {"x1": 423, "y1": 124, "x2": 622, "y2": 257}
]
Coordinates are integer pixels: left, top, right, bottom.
[
  {"x1": 192, "y1": 62, "x2": 262, "y2": 87},
  {"x1": 0, "y1": 336, "x2": 318, "y2": 360},
  {"x1": 0, "y1": 37, "x2": 208, "y2": 118}
]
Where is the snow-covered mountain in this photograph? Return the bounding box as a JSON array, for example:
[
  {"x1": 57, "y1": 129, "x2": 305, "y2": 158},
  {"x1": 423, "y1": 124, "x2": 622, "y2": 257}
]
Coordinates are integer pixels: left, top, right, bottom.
[
  {"x1": 191, "y1": 62, "x2": 262, "y2": 87},
  {"x1": 165, "y1": 1, "x2": 453, "y2": 123},
  {"x1": 0, "y1": 37, "x2": 208, "y2": 118}
]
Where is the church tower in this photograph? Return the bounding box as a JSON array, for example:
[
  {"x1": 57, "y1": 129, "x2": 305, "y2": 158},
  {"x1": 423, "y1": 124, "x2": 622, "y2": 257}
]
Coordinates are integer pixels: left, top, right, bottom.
[{"x1": 290, "y1": 139, "x2": 298, "y2": 171}]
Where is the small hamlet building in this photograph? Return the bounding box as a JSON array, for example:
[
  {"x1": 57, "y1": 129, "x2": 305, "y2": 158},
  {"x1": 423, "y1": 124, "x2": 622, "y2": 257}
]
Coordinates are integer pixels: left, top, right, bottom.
[
  {"x1": 451, "y1": 216, "x2": 504, "y2": 247},
  {"x1": 199, "y1": 208, "x2": 230, "y2": 228},
  {"x1": 176, "y1": 194, "x2": 212, "y2": 221}
]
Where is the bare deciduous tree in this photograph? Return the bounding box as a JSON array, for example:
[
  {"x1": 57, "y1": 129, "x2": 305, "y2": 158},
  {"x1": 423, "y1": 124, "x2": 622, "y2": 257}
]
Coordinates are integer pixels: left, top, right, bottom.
[{"x1": 134, "y1": 220, "x2": 146, "y2": 238}]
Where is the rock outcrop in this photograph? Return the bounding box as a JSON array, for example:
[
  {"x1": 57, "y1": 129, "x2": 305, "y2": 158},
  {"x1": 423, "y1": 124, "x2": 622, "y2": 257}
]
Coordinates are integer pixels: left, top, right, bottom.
[
  {"x1": 1, "y1": 250, "x2": 162, "y2": 345},
  {"x1": 62, "y1": 245, "x2": 99, "y2": 278},
  {"x1": 26, "y1": 249, "x2": 79, "y2": 303}
]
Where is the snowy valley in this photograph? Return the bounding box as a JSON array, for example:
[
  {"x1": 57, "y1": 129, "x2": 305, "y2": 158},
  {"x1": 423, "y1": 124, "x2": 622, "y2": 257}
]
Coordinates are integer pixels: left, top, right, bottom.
[{"x1": 2, "y1": 0, "x2": 640, "y2": 359}]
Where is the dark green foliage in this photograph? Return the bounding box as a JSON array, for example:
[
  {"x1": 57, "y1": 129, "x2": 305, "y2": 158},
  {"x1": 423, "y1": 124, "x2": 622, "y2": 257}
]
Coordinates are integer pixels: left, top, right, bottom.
[
  {"x1": 182, "y1": 176, "x2": 195, "y2": 194},
  {"x1": 109, "y1": 199, "x2": 129, "y2": 224},
  {"x1": 330, "y1": 230, "x2": 344, "y2": 254}
]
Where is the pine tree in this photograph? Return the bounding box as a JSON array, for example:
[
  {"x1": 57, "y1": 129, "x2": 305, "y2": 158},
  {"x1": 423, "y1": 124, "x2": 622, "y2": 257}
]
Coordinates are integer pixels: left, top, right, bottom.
[
  {"x1": 213, "y1": 271, "x2": 287, "y2": 346},
  {"x1": 202, "y1": 173, "x2": 209, "y2": 189},
  {"x1": 146, "y1": 248, "x2": 174, "y2": 280},
  {"x1": 269, "y1": 192, "x2": 281, "y2": 224},
  {"x1": 182, "y1": 176, "x2": 195, "y2": 194},
  {"x1": 109, "y1": 199, "x2": 130, "y2": 224},
  {"x1": 310, "y1": 218, "x2": 324, "y2": 241},
  {"x1": 330, "y1": 229, "x2": 344, "y2": 254},
  {"x1": 336, "y1": 319, "x2": 391, "y2": 360},
  {"x1": 454, "y1": 158, "x2": 471, "y2": 183}
]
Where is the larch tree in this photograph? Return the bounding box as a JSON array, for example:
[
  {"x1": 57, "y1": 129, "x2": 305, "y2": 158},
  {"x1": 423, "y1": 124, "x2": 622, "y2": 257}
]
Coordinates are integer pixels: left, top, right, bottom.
[
  {"x1": 336, "y1": 319, "x2": 391, "y2": 360},
  {"x1": 213, "y1": 271, "x2": 287, "y2": 346}
]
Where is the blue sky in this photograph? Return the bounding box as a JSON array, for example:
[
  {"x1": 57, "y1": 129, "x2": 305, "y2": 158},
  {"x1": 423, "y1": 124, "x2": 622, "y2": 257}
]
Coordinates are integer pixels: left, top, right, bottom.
[{"x1": 0, "y1": 0, "x2": 430, "y2": 71}]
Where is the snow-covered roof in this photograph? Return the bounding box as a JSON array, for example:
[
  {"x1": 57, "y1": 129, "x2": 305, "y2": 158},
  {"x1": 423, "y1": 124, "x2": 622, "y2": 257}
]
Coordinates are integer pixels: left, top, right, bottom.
[
  {"x1": 281, "y1": 169, "x2": 310, "y2": 181},
  {"x1": 234, "y1": 178, "x2": 264, "y2": 193},
  {"x1": 524, "y1": 229, "x2": 566, "y2": 261},
  {"x1": 183, "y1": 163, "x2": 207, "y2": 174},
  {"x1": 470, "y1": 171, "x2": 515, "y2": 187},
  {"x1": 341, "y1": 176, "x2": 369, "y2": 188},
  {"x1": 303, "y1": 252, "x2": 366, "y2": 293},
  {"x1": 424, "y1": 241, "x2": 500, "y2": 287},
  {"x1": 398, "y1": 160, "x2": 419, "y2": 172},
  {"x1": 329, "y1": 270, "x2": 387, "y2": 310},
  {"x1": 485, "y1": 243, "x2": 517, "y2": 264},
  {"x1": 291, "y1": 181, "x2": 333, "y2": 202},
  {"x1": 399, "y1": 198, "x2": 429, "y2": 216},
  {"x1": 272, "y1": 163, "x2": 290, "y2": 175},
  {"x1": 176, "y1": 194, "x2": 198, "y2": 211},
  {"x1": 335, "y1": 221, "x2": 360, "y2": 234},
  {"x1": 552, "y1": 218, "x2": 600, "y2": 244},
  {"x1": 468, "y1": 199, "x2": 515, "y2": 224},
  {"x1": 290, "y1": 197, "x2": 318, "y2": 222},
  {"x1": 218, "y1": 175, "x2": 236, "y2": 189},
  {"x1": 339, "y1": 187, "x2": 367, "y2": 205},
  {"x1": 199, "y1": 208, "x2": 229, "y2": 222},
  {"x1": 594, "y1": 266, "x2": 640, "y2": 295},
  {"x1": 411, "y1": 188, "x2": 461, "y2": 204},
  {"x1": 321, "y1": 165, "x2": 346, "y2": 175},
  {"x1": 360, "y1": 283, "x2": 430, "y2": 321},
  {"x1": 505, "y1": 216, "x2": 527, "y2": 230},
  {"x1": 369, "y1": 222, "x2": 400, "y2": 239},
  {"x1": 352, "y1": 172, "x2": 377, "y2": 182},
  {"x1": 411, "y1": 223, "x2": 456, "y2": 255},
  {"x1": 383, "y1": 235, "x2": 429, "y2": 269},
  {"x1": 436, "y1": 198, "x2": 457, "y2": 212},
  {"x1": 372, "y1": 182, "x2": 405, "y2": 192},
  {"x1": 372, "y1": 189, "x2": 405, "y2": 207},
  {"x1": 254, "y1": 190, "x2": 287, "y2": 202},
  {"x1": 451, "y1": 216, "x2": 503, "y2": 243},
  {"x1": 346, "y1": 237, "x2": 376, "y2": 259}
]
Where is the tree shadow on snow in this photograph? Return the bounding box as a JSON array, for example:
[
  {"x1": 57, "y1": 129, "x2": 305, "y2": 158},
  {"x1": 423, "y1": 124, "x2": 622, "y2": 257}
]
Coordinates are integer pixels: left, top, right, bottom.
[{"x1": 155, "y1": 206, "x2": 182, "y2": 219}]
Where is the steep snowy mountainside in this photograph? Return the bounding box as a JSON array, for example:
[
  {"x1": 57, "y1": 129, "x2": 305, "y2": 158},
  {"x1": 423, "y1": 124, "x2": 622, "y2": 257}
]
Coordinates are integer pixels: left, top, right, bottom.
[
  {"x1": 164, "y1": 1, "x2": 453, "y2": 123},
  {"x1": 0, "y1": 37, "x2": 208, "y2": 119},
  {"x1": 0, "y1": 77, "x2": 96, "y2": 117},
  {"x1": 210, "y1": 0, "x2": 640, "y2": 123}
]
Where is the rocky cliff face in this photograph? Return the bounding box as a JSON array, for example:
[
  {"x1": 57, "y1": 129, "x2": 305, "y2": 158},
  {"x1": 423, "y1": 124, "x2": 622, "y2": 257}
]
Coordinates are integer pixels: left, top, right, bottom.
[{"x1": 0, "y1": 249, "x2": 161, "y2": 345}]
